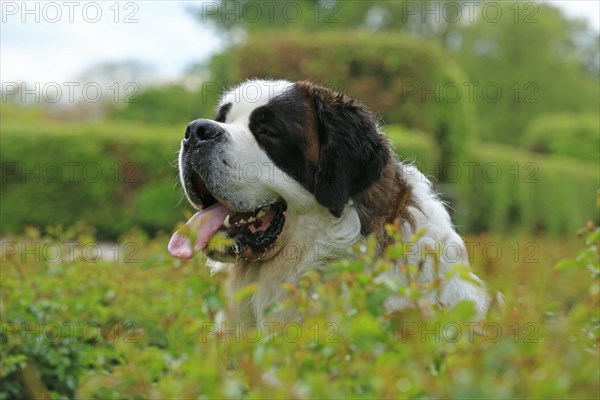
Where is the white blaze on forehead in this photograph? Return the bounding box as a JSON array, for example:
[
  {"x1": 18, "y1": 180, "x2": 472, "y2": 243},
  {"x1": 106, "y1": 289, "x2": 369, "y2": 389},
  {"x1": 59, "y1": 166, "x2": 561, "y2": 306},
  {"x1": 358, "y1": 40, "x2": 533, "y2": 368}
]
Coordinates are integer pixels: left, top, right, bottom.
[
  {"x1": 219, "y1": 79, "x2": 293, "y2": 124},
  {"x1": 208, "y1": 79, "x2": 317, "y2": 212}
]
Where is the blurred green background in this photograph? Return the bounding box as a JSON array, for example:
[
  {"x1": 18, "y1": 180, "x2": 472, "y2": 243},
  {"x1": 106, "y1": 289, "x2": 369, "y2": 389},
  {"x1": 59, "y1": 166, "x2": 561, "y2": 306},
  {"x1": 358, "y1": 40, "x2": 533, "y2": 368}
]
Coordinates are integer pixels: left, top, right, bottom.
[
  {"x1": 1, "y1": 1, "x2": 600, "y2": 240},
  {"x1": 1, "y1": 1, "x2": 599, "y2": 399},
  {"x1": 1, "y1": 1, "x2": 598, "y2": 239}
]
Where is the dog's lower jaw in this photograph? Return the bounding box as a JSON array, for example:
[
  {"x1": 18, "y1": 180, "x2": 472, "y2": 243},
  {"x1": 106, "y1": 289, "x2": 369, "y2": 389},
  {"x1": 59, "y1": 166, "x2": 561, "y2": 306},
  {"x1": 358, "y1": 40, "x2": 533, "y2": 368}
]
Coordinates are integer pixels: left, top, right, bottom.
[{"x1": 208, "y1": 207, "x2": 362, "y2": 325}]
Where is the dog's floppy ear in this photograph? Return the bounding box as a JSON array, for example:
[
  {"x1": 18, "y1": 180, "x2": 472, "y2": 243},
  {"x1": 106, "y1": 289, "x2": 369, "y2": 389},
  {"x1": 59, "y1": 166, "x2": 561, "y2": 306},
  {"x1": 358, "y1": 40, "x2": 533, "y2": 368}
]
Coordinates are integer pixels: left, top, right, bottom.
[{"x1": 306, "y1": 83, "x2": 390, "y2": 217}]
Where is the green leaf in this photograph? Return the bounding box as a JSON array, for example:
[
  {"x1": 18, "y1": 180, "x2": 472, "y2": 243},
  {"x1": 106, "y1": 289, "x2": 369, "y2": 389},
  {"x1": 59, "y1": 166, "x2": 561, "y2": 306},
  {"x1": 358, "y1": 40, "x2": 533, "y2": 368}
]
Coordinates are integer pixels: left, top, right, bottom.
[
  {"x1": 234, "y1": 283, "x2": 259, "y2": 302},
  {"x1": 555, "y1": 259, "x2": 581, "y2": 271}
]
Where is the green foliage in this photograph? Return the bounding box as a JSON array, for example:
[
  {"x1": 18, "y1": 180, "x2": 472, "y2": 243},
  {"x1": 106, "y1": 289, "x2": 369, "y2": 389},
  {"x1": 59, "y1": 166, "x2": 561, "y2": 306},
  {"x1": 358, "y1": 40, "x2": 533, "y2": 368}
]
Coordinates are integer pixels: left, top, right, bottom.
[
  {"x1": 385, "y1": 125, "x2": 598, "y2": 236},
  {"x1": 111, "y1": 84, "x2": 219, "y2": 124},
  {"x1": 554, "y1": 217, "x2": 600, "y2": 363},
  {"x1": 556, "y1": 218, "x2": 599, "y2": 277},
  {"x1": 198, "y1": 1, "x2": 599, "y2": 150},
  {"x1": 521, "y1": 113, "x2": 600, "y2": 162},
  {"x1": 453, "y1": 144, "x2": 599, "y2": 235},
  {"x1": 0, "y1": 118, "x2": 187, "y2": 239},
  {"x1": 210, "y1": 31, "x2": 476, "y2": 179},
  {"x1": 457, "y1": 3, "x2": 600, "y2": 143},
  {"x1": 1, "y1": 223, "x2": 599, "y2": 398},
  {"x1": 384, "y1": 125, "x2": 440, "y2": 167},
  {"x1": 191, "y1": 1, "x2": 417, "y2": 34}
]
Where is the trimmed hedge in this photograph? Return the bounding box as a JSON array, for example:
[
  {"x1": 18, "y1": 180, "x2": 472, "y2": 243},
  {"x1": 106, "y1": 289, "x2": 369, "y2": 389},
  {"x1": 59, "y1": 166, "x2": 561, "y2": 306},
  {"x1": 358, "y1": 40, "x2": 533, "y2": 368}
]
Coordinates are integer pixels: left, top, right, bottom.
[
  {"x1": 1, "y1": 118, "x2": 597, "y2": 238},
  {"x1": 111, "y1": 83, "x2": 220, "y2": 125},
  {"x1": 209, "y1": 31, "x2": 476, "y2": 180},
  {"x1": 521, "y1": 113, "x2": 600, "y2": 163},
  {"x1": 1, "y1": 119, "x2": 187, "y2": 239},
  {"x1": 454, "y1": 144, "x2": 599, "y2": 235},
  {"x1": 386, "y1": 126, "x2": 598, "y2": 235},
  {"x1": 384, "y1": 125, "x2": 440, "y2": 167}
]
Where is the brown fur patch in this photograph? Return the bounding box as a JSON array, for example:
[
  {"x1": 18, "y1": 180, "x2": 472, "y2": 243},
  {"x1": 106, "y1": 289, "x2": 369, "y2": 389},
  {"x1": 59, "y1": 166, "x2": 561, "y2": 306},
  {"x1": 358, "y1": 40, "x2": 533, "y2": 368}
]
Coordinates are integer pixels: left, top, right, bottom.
[
  {"x1": 302, "y1": 100, "x2": 320, "y2": 165},
  {"x1": 296, "y1": 80, "x2": 361, "y2": 111},
  {"x1": 354, "y1": 156, "x2": 416, "y2": 250},
  {"x1": 296, "y1": 80, "x2": 343, "y2": 165}
]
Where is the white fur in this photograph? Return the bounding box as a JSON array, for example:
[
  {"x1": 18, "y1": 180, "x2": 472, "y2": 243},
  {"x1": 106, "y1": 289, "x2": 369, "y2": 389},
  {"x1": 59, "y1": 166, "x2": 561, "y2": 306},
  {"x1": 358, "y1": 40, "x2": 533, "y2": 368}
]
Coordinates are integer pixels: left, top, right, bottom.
[{"x1": 384, "y1": 165, "x2": 490, "y2": 318}]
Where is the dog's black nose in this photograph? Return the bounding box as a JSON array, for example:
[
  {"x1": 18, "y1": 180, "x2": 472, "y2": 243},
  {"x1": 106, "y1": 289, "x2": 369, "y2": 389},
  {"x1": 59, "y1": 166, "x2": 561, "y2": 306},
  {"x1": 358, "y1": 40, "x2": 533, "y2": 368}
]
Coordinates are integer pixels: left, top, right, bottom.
[{"x1": 185, "y1": 119, "x2": 223, "y2": 143}]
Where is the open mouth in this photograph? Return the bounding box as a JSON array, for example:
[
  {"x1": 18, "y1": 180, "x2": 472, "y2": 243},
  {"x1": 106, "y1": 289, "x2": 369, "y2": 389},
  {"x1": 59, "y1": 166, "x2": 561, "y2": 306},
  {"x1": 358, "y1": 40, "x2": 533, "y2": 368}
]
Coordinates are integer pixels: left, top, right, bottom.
[{"x1": 168, "y1": 171, "x2": 286, "y2": 260}]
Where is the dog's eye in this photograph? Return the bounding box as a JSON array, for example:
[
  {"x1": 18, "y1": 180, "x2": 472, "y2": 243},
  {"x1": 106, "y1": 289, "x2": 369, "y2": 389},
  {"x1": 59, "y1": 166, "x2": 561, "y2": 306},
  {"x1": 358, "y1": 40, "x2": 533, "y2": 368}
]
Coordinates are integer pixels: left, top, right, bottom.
[{"x1": 258, "y1": 128, "x2": 278, "y2": 138}]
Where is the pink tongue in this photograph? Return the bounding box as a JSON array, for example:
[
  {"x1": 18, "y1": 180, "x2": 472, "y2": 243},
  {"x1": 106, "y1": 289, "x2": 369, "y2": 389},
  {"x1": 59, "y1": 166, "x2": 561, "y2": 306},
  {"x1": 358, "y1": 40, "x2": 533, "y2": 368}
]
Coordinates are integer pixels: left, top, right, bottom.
[{"x1": 168, "y1": 203, "x2": 229, "y2": 259}]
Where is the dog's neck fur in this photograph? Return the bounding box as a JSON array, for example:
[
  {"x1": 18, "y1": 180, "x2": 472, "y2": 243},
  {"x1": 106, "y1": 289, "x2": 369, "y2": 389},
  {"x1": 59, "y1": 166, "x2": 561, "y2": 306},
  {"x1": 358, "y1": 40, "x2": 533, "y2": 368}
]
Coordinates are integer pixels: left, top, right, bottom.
[{"x1": 217, "y1": 204, "x2": 362, "y2": 323}]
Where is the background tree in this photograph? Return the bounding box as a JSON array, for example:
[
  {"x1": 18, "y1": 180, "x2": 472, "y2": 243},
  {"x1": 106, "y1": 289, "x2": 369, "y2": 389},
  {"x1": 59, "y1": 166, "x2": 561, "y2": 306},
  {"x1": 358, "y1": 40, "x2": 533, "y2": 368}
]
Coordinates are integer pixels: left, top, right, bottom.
[
  {"x1": 189, "y1": 0, "x2": 599, "y2": 146},
  {"x1": 455, "y1": 2, "x2": 599, "y2": 143}
]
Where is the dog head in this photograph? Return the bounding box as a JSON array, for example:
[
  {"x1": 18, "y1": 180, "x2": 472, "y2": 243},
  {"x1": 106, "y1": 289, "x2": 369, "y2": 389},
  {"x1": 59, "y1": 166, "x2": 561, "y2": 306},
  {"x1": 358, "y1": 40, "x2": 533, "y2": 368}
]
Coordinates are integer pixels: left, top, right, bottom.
[{"x1": 169, "y1": 79, "x2": 391, "y2": 262}]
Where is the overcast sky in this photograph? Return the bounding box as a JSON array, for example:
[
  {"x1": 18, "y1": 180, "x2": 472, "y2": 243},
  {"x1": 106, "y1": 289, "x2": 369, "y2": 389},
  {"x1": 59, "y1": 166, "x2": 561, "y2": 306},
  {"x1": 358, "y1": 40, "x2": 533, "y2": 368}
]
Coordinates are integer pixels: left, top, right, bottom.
[{"x1": 1, "y1": 1, "x2": 598, "y2": 84}]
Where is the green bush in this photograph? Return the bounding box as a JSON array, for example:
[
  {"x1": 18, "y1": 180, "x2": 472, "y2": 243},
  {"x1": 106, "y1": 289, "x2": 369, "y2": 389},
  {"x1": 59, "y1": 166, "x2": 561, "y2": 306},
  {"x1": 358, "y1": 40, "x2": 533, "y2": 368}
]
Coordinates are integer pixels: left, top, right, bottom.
[
  {"x1": 0, "y1": 119, "x2": 187, "y2": 239},
  {"x1": 1, "y1": 223, "x2": 599, "y2": 398},
  {"x1": 384, "y1": 124, "x2": 440, "y2": 167},
  {"x1": 456, "y1": 3, "x2": 600, "y2": 144},
  {"x1": 453, "y1": 144, "x2": 599, "y2": 235},
  {"x1": 110, "y1": 83, "x2": 220, "y2": 125},
  {"x1": 385, "y1": 126, "x2": 598, "y2": 236},
  {"x1": 521, "y1": 113, "x2": 600, "y2": 163},
  {"x1": 210, "y1": 31, "x2": 476, "y2": 179}
]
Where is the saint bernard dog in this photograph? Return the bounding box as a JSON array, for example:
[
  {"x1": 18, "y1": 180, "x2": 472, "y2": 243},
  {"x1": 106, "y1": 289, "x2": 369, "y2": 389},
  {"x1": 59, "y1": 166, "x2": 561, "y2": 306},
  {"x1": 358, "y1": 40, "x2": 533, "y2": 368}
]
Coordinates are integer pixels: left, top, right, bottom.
[{"x1": 169, "y1": 79, "x2": 490, "y2": 323}]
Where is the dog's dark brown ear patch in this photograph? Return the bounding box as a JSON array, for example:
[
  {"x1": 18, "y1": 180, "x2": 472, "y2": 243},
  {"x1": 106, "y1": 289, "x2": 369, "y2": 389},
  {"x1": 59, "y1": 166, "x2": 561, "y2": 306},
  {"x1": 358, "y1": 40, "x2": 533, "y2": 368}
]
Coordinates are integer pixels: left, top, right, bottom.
[{"x1": 296, "y1": 81, "x2": 390, "y2": 217}]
